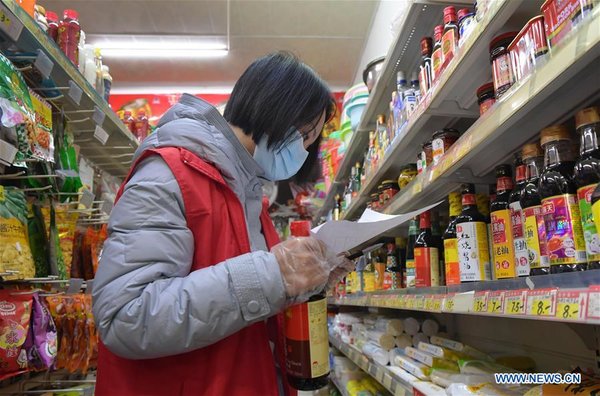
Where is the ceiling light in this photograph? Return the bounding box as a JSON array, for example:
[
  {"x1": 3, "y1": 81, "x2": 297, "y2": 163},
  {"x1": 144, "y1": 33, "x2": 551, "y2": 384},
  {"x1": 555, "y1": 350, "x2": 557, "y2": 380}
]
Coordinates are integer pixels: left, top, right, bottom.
[{"x1": 101, "y1": 49, "x2": 228, "y2": 59}]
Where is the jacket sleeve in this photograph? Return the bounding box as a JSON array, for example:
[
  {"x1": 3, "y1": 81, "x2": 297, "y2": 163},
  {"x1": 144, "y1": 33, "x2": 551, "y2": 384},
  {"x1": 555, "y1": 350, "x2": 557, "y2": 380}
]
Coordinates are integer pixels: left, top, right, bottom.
[{"x1": 92, "y1": 156, "x2": 286, "y2": 360}]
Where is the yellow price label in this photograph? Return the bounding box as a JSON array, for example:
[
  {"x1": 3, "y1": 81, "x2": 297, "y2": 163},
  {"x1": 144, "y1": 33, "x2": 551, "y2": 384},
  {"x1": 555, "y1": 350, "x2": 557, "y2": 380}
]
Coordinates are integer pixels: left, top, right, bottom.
[
  {"x1": 487, "y1": 295, "x2": 504, "y2": 314},
  {"x1": 415, "y1": 296, "x2": 425, "y2": 310},
  {"x1": 557, "y1": 301, "x2": 580, "y2": 320},
  {"x1": 424, "y1": 296, "x2": 434, "y2": 311},
  {"x1": 432, "y1": 297, "x2": 443, "y2": 312},
  {"x1": 0, "y1": 9, "x2": 11, "y2": 28},
  {"x1": 527, "y1": 289, "x2": 557, "y2": 316},
  {"x1": 0, "y1": 185, "x2": 4, "y2": 202},
  {"x1": 504, "y1": 291, "x2": 526, "y2": 315},
  {"x1": 472, "y1": 293, "x2": 488, "y2": 312},
  {"x1": 444, "y1": 296, "x2": 455, "y2": 312}
]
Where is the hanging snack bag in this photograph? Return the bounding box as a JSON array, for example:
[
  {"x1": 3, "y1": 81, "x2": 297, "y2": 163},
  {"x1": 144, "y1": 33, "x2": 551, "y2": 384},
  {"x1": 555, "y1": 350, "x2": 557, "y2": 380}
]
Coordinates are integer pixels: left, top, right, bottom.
[
  {"x1": 28, "y1": 89, "x2": 54, "y2": 162},
  {"x1": 27, "y1": 201, "x2": 49, "y2": 278},
  {"x1": 23, "y1": 293, "x2": 57, "y2": 370},
  {"x1": 0, "y1": 290, "x2": 33, "y2": 380},
  {"x1": 0, "y1": 187, "x2": 36, "y2": 280}
]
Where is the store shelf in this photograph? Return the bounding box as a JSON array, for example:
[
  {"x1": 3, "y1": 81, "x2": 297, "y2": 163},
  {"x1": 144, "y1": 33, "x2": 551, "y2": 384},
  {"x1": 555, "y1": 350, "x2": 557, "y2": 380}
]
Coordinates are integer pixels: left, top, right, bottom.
[
  {"x1": 0, "y1": 0, "x2": 138, "y2": 176},
  {"x1": 342, "y1": 0, "x2": 542, "y2": 220},
  {"x1": 330, "y1": 376, "x2": 350, "y2": 396},
  {"x1": 383, "y1": 8, "x2": 600, "y2": 215},
  {"x1": 329, "y1": 270, "x2": 600, "y2": 325}
]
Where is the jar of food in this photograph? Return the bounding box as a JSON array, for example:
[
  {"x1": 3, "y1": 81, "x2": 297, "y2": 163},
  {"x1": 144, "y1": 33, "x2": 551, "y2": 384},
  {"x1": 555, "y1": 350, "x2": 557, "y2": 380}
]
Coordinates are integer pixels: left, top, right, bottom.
[
  {"x1": 458, "y1": 8, "x2": 476, "y2": 47},
  {"x1": 422, "y1": 140, "x2": 433, "y2": 169},
  {"x1": 476, "y1": 82, "x2": 496, "y2": 115},
  {"x1": 379, "y1": 180, "x2": 400, "y2": 206},
  {"x1": 508, "y1": 16, "x2": 548, "y2": 83},
  {"x1": 432, "y1": 128, "x2": 461, "y2": 165},
  {"x1": 490, "y1": 32, "x2": 518, "y2": 98},
  {"x1": 369, "y1": 193, "x2": 380, "y2": 210},
  {"x1": 398, "y1": 164, "x2": 418, "y2": 189}
]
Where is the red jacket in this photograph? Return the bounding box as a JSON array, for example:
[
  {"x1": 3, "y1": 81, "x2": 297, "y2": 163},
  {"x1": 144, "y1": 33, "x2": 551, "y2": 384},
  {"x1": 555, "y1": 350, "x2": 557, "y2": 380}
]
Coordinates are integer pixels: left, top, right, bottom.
[{"x1": 96, "y1": 147, "x2": 295, "y2": 396}]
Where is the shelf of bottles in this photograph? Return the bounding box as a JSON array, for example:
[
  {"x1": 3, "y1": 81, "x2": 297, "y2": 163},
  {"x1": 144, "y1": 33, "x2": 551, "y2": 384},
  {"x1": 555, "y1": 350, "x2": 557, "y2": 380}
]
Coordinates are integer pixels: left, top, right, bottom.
[{"x1": 0, "y1": 0, "x2": 137, "y2": 176}]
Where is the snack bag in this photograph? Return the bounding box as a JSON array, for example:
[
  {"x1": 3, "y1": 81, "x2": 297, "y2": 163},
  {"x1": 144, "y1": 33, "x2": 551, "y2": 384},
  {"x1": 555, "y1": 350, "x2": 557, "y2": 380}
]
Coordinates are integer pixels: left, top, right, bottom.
[
  {"x1": 27, "y1": 201, "x2": 49, "y2": 278},
  {"x1": 54, "y1": 204, "x2": 78, "y2": 275},
  {"x1": 28, "y1": 89, "x2": 54, "y2": 162},
  {"x1": 0, "y1": 187, "x2": 36, "y2": 280},
  {"x1": 23, "y1": 293, "x2": 57, "y2": 370},
  {"x1": 0, "y1": 290, "x2": 33, "y2": 380}
]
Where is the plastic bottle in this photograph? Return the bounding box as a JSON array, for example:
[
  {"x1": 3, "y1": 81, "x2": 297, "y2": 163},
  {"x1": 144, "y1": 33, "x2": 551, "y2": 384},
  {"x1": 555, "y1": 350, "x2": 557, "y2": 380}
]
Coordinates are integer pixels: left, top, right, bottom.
[
  {"x1": 45, "y1": 11, "x2": 59, "y2": 42},
  {"x1": 94, "y1": 47, "x2": 105, "y2": 96},
  {"x1": 509, "y1": 155, "x2": 530, "y2": 276},
  {"x1": 405, "y1": 217, "x2": 419, "y2": 288},
  {"x1": 431, "y1": 25, "x2": 445, "y2": 82},
  {"x1": 444, "y1": 192, "x2": 462, "y2": 285},
  {"x1": 441, "y1": 6, "x2": 459, "y2": 65},
  {"x1": 122, "y1": 110, "x2": 135, "y2": 133},
  {"x1": 419, "y1": 37, "x2": 433, "y2": 98},
  {"x1": 83, "y1": 46, "x2": 97, "y2": 88},
  {"x1": 78, "y1": 30, "x2": 86, "y2": 74},
  {"x1": 573, "y1": 107, "x2": 600, "y2": 270},
  {"x1": 414, "y1": 211, "x2": 440, "y2": 287},
  {"x1": 457, "y1": 183, "x2": 491, "y2": 282},
  {"x1": 284, "y1": 221, "x2": 329, "y2": 391},
  {"x1": 57, "y1": 9, "x2": 81, "y2": 65},
  {"x1": 538, "y1": 125, "x2": 587, "y2": 273},
  {"x1": 520, "y1": 142, "x2": 550, "y2": 275},
  {"x1": 102, "y1": 65, "x2": 113, "y2": 102},
  {"x1": 490, "y1": 165, "x2": 517, "y2": 279},
  {"x1": 411, "y1": 72, "x2": 421, "y2": 104}
]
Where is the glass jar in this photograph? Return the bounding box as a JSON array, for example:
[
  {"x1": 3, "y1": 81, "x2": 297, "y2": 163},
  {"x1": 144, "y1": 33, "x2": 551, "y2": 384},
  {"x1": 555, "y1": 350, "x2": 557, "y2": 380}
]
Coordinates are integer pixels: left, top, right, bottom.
[
  {"x1": 398, "y1": 164, "x2": 418, "y2": 189},
  {"x1": 490, "y1": 32, "x2": 518, "y2": 98},
  {"x1": 476, "y1": 82, "x2": 496, "y2": 115},
  {"x1": 432, "y1": 128, "x2": 461, "y2": 165},
  {"x1": 379, "y1": 180, "x2": 400, "y2": 206}
]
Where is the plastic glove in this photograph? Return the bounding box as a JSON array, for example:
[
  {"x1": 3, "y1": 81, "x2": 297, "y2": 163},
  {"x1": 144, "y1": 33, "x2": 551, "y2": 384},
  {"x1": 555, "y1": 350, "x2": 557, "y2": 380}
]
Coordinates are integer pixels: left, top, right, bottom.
[
  {"x1": 271, "y1": 236, "x2": 331, "y2": 305},
  {"x1": 325, "y1": 255, "x2": 355, "y2": 290}
]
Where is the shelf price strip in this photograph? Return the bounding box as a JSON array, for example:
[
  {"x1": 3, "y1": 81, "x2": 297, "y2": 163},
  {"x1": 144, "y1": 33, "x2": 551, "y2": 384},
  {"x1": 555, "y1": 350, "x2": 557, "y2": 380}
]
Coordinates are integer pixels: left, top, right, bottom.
[
  {"x1": 472, "y1": 291, "x2": 489, "y2": 313},
  {"x1": 504, "y1": 289, "x2": 527, "y2": 315},
  {"x1": 526, "y1": 288, "x2": 558, "y2": 317},
  {"x1": 556, "y1": 290, "x2": 587, "y2": 321}
]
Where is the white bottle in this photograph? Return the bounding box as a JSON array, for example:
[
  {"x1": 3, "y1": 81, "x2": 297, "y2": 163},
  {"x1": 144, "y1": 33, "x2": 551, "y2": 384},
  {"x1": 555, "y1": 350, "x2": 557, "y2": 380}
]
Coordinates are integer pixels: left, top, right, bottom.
[
  {"x1": 78, "y1": 30, "x2": 86, "y2": 74},
  {"x1": 83, "y1": 45, "x2": 96, "y2": 88}
]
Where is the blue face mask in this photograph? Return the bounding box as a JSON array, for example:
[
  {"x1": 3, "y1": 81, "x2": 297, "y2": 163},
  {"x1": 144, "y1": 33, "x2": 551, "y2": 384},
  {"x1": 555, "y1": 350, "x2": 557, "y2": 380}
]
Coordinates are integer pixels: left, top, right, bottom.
[{"x1": 253, "y1": 130, "x2": 309, "y2": 181}]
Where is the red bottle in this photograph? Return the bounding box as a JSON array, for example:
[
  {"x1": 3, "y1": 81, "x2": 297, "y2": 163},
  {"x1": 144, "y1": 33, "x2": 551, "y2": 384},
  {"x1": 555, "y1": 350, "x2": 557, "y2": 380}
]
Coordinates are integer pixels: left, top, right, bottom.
[
  {"x1": 134, "y1": 110, "x2": 150, "y2": 141},
  {"x1": 57, "y1": 9, "x2": 81, "y2": 65},
  {"x1": 431, "y1": 25, "x2": 445, "y2": 82},
  {"x1": 46, "y1": 11, "x2": 59, "y2": 43},
  {"x1": 122, "y1": 111, "x2": 135, "y2": 134}
]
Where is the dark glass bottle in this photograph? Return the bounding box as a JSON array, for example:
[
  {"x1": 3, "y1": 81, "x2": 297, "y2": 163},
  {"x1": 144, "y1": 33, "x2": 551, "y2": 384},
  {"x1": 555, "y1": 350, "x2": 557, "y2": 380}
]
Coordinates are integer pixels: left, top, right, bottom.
[
  {"x1": 443, "y1": 192, "x2": 462, "y2": 285},
  {"x1": 490, "y1": 164, "x2": 516, "y2": 279},
  {"x1": 520, "y1": 142, "x2": 550, "y2": 275},
  {"x1": 538, "y1": 125, "x2": 587, "y2": 273},
  {"x1": 573, "y1": 107, "x2": 600, "y2": 270},
  {"x1": 333, "y1": 194, "x2": 341, "y2": 221},
  {"x1": 431, "y1": 25, "x2": 445, "y2": 82},
  {"x1": 405, "y1": 217, "x2": 419, "y2": 288},
  {"x1": 509, "y1": 155, "x2": 530, "y2": 276},
  {"x1": 456, "y1": 184, "x2": 491, "y2": 282},
  {"x1": 441, "y1": 6, "x2": 459, "y2": 64},
  {"x1": 431, "y1": 210, "x2": 445, "y2": 285},
  {"x1": 414, "y1": 211, "x2": 440, "y2": 287},
  {"x1": 419, "y1": 37, "x2": 433, "y2": 97}
]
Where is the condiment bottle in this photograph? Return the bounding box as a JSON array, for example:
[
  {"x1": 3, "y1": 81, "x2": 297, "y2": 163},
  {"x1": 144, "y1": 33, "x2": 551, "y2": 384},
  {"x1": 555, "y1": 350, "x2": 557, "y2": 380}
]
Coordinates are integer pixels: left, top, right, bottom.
[
  {"x1": 333, "y1": 194, "x2": 341, "y2": 221},
  {"x1": 490, "y1": 32, "x2": 518, "y2": 98},
  {"x1": 509, "y1": 154, "x2": 530, "y2": 276},
  {"x1": 374, "y1": 247, "x2": 387, "y2": 290},
  {"x1": 353, "y1": 162, "x2": 362, "y2": 196},
  {"x1": 491, "y1": 165, "x2": 517, "y2": 279},
  {"x1": 431, "y1": 25, "x2": 445, "y2": 82},
  {"x1": 284, "y1": 221, "x2": 329, "y2": 391},
  {"x1": 376, "y1": 114, "x2": 387, "y2": 163},
  {"x1": 538, "y1": 125, "x2": 587, "y2": 273},
  {"x1": 395, "y1": 237, "x2": 407, "y2": 289},
  {"x1": 431, "y1": 210, "x2": 445, "y2": 286},
  {"x1": 122, "y1": 110, "x2": 135, "y2": 133},
  {"x1": 520, "y1": 142, "x2": 550, "y2": 275},
  {"x1": 45, "y1": 11, "x2": 59, "y2": 42},
  {"x1": 405, "y1": 217, "x2": 419, "y2": 288},
  {"x1": 441, "y1": 6, "x2": 459, "y2": 65},
  {"x1": 411, "y1": 72, "x2": 421, "y2": 104},
  {"x1": 457, "y1": 183, "x2": 492, "y2": 282},
  {"x1": 57, "y1": 9, "x2": 81, "y2": 65},
  {"x1": 134, "y1": 109, "x2": 150, "y2": 141},
  {"x1": 443, "y1": 192, "x2": 462, "y2": 285},
  {"x1": 386, "y1": 239, "x2": 402, "y2": 289},
  {"x1": 363, "y1": 253, "x2": 376, "y2": 292},
  {"x1": 458, "y1": 8, "x2": 476, "y2": 47},
  {"x1": 414, "y1": 211, "x2": 440, "y2": 287},
  {"x1": 574, "y1": 106, "x2": 600, "y2": 270},
  {"x1": 102, "y1": 65, "x2": 112, "y2": 102},
  {"x1": 419, "y1": 37, "x2": 433, "y2": 97}
]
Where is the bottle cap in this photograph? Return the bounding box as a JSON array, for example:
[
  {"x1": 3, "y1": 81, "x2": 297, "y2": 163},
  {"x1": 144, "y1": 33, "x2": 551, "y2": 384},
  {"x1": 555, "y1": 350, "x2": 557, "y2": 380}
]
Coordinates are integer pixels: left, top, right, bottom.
[
  {"x1": 476, "y1": 82, "x2": 495, "y2": 97},
  {"x1": 377, "y1": 114, "x2": 386, "y2": 123},
  {"x1": 458, "y1": 8, "x2": 472, "y2": 21},
  {"x1": 575, "y1": 106, "x2": 600, "y2": 130},
  {"x1": 397, "y1": 71, "x2": 406, "y2": 83},
  {"x1": 45, "y1": 11, "x2": 58, "y2": 23},
  {"x1": 290, "y1": 220, "x2": 311, "y2": 237},
  {"x1": 434, "y1": 25, "x2": 444, "y2": 41},
  {"x1": 443, "y1": 6, "x2": 457, "y2": 23},
  {"x1": 124, "y1": 110, "x2": 132, "y2": 117},
  {"x1": 540, "y1": 125, "x2": 571, "y2": 146},
  {"x1": 489, "y1": 32, "x2": 519, "y2": 53},
  {"x1": 63, "y1": 9, "x2": 79, "y2": 21},
  {"x1": 521, "y1": 142, "x2": 543, "y2": 159},
  {"x1": 138, "y1": 109, "x2": 146, "y2": 116},
  {"x1": 420, "y1": 37, "x2": 433, "y2": 54}
]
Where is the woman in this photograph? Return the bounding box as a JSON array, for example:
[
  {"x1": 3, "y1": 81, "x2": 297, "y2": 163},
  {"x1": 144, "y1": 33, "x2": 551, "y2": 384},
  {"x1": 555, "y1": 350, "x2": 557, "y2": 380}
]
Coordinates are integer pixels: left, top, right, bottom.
[{"x1": 92, "y1": 52, "x2": 350, "y2": 395}]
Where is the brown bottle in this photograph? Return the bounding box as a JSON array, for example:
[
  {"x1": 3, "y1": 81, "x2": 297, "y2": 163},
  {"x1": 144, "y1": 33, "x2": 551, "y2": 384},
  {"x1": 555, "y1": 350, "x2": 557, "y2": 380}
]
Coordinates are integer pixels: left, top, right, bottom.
[
  {"x1": 419, "y1": 37, "x2": 433, "y2": 97},
  {"x1": 431, "y1": 25, "x2": 445, "y2": 82},
  {"x1": 414, "y1": 211, "x2": 440, "y2": 287},
  {"x1": 441, "y1": 6, "x2": 459, "y2": 65}
]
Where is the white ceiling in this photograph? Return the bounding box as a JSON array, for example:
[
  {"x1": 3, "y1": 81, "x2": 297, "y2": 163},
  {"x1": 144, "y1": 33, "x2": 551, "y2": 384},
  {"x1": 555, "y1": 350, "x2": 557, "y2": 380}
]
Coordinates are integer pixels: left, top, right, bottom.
[{"x1": 41, "y1": 0, "x2": 380, "y2": 92}]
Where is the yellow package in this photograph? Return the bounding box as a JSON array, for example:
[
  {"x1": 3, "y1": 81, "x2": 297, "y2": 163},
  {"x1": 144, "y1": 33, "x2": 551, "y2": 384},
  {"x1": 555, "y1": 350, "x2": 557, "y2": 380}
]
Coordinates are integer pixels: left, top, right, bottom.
[
  {"x1": 0, "y1": 186, "x2": 35, "y2": 279},
  {"x1": 42, "y1": 203, "x2": 78, "y2": 275}
]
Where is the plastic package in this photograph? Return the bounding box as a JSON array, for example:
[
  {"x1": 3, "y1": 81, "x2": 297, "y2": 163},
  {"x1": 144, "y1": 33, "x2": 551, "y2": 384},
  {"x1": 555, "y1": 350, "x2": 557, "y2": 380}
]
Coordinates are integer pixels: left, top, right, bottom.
[
  {"x1": 418, "y1": 342, "x2": 467, "y2": 362},
  {"x1": 395, "y1": 334, "x2": 412, "y2": 349},
  {"x1": 24, "y1": 293, "x2": 57, "y2": 370},
  {"x1": 404, "y1": 346, "x2": 459, "y2": 371},
  {"x1": 421, "y1": 319, "x2": 439, "y2": 336},
  {"x1": 391, "y1": 349, "x2": 431, "y2": 379},
  {"x1": 403, "y1": 317, "x2": 420, "y2": 335},
  {"x1": 366, "y1": 330, "x2": 395, "y2": 350},
  {"x1": 374, "y1": 317, "x2": 403, "y2": 336},
  {"x1": 412, "y1": 332, "x2": 429, "y2": 347},
  {"x1": 0, "y1": 290, "x2": 33, "y2": 380},
  {"x1": 430, "y1": 335, "x2": 492, "y2": 361},
  {"x1": 362, "y1": 342, "x2": 389, "y2": 366}
]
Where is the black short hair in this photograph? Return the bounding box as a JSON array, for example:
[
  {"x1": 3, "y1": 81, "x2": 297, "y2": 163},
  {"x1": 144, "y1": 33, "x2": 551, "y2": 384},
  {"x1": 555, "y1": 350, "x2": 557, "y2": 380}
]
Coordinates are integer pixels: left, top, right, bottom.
[{"x1": 224, "y1": 52, "x2": 333, "y2": 149}]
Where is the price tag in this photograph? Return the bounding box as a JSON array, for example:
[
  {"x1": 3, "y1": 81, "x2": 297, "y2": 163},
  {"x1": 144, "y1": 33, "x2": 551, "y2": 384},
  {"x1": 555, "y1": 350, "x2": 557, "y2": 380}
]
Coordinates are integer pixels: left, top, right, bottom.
[
  {"x1": 487, "y1": 291, "x2": 505, "y2": 314},
  {"x1": 504, "y1": 290, "x2": 526, "y2": 315},
  {"x1": 424, "y1": 295, "x2": 435, "y2": 311},
  {"x1": 383, "y1": 373, "x2": 393, "y2": 389},
  {"x1": 407, "y1": 295, "x2": 416, "y2": 310},
  {"x1": 79, "y1": 188, "x2": 95, "y2": 209},
  {"x1": 93, "y1": 106, "x2": 106, "y2": 127},
  {"x1": 432, "y1": 295, "x2": 444, "y2": 312},
  {"x1": 94, "y1": 125, "x2": 110, "y2": 145},
  {"x1": 0, "y1": 4, "x2": 23, "y2": 41},
  {"x1": 443, "y1": 294, "x2": 456, "y2": 312},
  {"x1": 472, "y1": 291, "x2": 489, "y2": 312},
  {"x1": 394, "y1": 385, "x2": 407, "y2": 396},
  {"x1": 586, "y1": 286, "x2": 600, "y2": 320},
  {"x1": 414, "y1": 295, "x2": 425, "y2": 310},
  {"x1": 375, "y1": 368, "x2": 384, "y2": 383},
  {"x1": 68, "y1": 80, "x2": 83, "y2": 105},
  {"x1": 34, "y1": 50, "x2": 53, "y2": 80},
  {"x1": 556, "y1": 290, "x2": 586, "y2": 321},
  {"x1": 526, "y1": 288, "x2": 557, "y2": 317}
]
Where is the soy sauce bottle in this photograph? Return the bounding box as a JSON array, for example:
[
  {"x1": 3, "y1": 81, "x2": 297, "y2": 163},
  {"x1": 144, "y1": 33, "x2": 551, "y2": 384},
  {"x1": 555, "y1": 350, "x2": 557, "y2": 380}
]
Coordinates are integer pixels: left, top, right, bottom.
[
  {"x1": 510, "y1": 155, "x2": 530, "y2": 276},
  {"x1": 456, "y1": 184, "x2": 492, "y2": 282},
  {"x1": 431, "y1": 25, "x2": 445, "y2": 82},
  {"x1": 491, "y1": 165, "x2": 517, "y2": 279},
  {"x1": 414, "y1": 211, "x2": 440, "y2": 287},
  {"x1": 520, "y1": 142, "x2": 550, "y2": 275},
  {"x1": 443, "y1": 192, "x2": 462, "y2": 285},
  {"x1": 538, "y1": 125, "x2": 587, "y2": 273},
  {"x1": 441, "y1": 6, "x2": 459, "y2": 64},
  {"x1": 573, "y1": 106, "x2": 600, "y2": 270},
  {"x1": 284, "y1": 221, "x2": 329, "y2": 390},
  {"x1": 405, "y1": 217, "x2": 419, "y2": 288}
]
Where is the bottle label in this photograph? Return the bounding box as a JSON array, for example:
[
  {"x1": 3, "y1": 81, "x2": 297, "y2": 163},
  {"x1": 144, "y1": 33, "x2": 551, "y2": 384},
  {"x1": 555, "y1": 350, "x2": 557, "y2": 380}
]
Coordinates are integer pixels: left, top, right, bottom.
[
  {"x1": 441, "y1": 29, "x2": 457, "y2": 65},
  {"x1": 431, "y1": 48, "x2": 444, "y2": 81},
  {"x1": 497, "y1": 177, "x2": 514, "y2": 192},
  {"x1": 414, "y1": 247, "x2": 439, "y2": 287},
  {"x1": 449, "y1": 192, "x2": 462, "y2": 217},
  {"x1": 492, "y1": 53, "x2": 513, "y2": 93},
  {"x1": 345, "y1": 272, "x2": 355, "y2": 294},
  {"x1": 577, "y1": 183, "x2": 600, "y2": 262},
  {"x1": 491, "y1": 209, "x2": 516, "y2": 278},
  {"x1": 457, "y1": 221, "x2": 491, "y2": 281},
  {"x1": 383, "y1": 272, "x2": 393, "y2": 290},
  {"x1": 444, "y1": 238, "x2": 460, "y2": 285},
  {"x1": 523, "y1": 206, "x2": 550, "y2": 269},
  {"x1": 419, "y1": 63, "x2": 431, "y2": 96},
  {"x1": 541, "y1": 194, "x2": 587, "y2": 265},
  {"x1": 284, "y1": 297, "x2": 329, "y2": 379},
  {"x1": 432, "y1": 138, "x2": 445, "y2": 165},
  {"x1": 510, "y1": 201, "x2": 530, "y2": 276},
  {"x1": 406, "y1": 259, "x2": 416, "y2": 288}
]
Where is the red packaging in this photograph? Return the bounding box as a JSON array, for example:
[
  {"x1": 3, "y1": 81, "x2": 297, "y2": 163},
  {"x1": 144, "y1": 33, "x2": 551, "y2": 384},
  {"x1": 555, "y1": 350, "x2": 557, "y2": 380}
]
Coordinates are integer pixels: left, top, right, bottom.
[
  {"x1": 490, "y1": 32, "x2": 518, "y2": 98},
  {"x1": 509, "y1": 16, "x2": 548, "y2": 83},
  {"x1": 541, "y1": 0, "x2": 595, "y2": 48},
  {"x1": 45, "y1": 11, "x2": 59, "y2": 43},
  {"x1": 57, "y1": 9, "x2": 81, "y2": 65},
  {"x1": 0, "y1": 290, "x2": 33, "y2": 380}
]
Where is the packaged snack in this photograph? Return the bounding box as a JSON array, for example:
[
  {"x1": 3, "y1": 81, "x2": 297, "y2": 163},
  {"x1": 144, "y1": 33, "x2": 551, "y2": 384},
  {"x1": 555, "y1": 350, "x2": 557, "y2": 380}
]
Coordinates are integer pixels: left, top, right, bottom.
[
  {"x1": 28, "y1": 89, "x2": 54, "y2": 162},
  {"x1": 0, "y1": 290, "x2": 33, "y2": 380},
  {"x1": 0, "y1": 187, "x2": 36, "y2": 280},
  {"x1": 430, "y1": 335, "x2": 493, "y2": 361},
  {"x1": 47, "y1": 205, "x2": 68, "y2": 279},
  {"x1": 405, "y1": 346, "x2": 459, "y2": 371},
  {"x1": 27, "y1": 201, "x2": 49, "y2": 278},
  {"x1": 23, "y1": 293, "x2": 57, "y2": 370}
]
